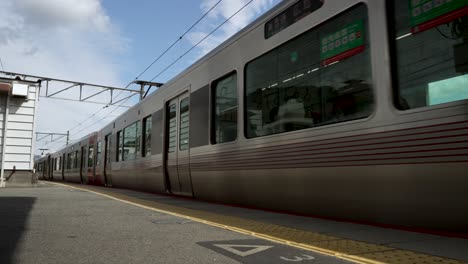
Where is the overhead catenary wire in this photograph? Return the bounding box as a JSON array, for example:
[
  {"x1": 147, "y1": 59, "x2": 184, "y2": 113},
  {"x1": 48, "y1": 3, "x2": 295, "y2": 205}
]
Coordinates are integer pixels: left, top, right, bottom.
[
  {"x1": 38, "y1": 0, "x2": 230, "y2": 154},
  {"x1": 150, "y1": 0, "x2": 255, "y2": 82},
  {"x1": 44, "y1": 0, "x2": 225, "y2": 148},
  {"x1": 134, "y1": 0, "x2": 223, "y2": 80}
]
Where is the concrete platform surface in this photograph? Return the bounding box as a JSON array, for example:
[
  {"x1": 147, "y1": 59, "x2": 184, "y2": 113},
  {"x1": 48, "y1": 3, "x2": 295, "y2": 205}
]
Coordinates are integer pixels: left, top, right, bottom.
[
  {"x1": 1, "y1": 181, "x2": 467, "y2": 264},
  {"x1": 0, "y1": 183, "x2": 351, "y2": 264}
]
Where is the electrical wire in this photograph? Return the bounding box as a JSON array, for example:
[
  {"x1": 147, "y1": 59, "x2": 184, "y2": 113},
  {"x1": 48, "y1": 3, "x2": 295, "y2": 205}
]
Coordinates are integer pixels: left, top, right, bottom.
[
  {"x1": 150, "y1": 0, "x2": 255, "y2": 82},
  {"x1": 134, "y1": 0, "x2": 223, "y2": 80},
  {"x1": 44, "y1": 0, "x2": 225, "y2": 147},
  {"x1": 38, "y1": 0, "x2": 236, "y2": 153}
]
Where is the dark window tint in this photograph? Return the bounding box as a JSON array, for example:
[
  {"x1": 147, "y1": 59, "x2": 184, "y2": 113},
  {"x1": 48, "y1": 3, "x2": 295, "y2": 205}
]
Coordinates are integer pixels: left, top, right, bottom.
[
  {"x1": 213, "y1": 73, "x2": 238, "y2": 144},
  {"x1": 168, "y1": 104, "x2": 177, "y2": 153},
  {"x1": 88, "y1": 146, "x2": 94, "y2": 167},
  {"x1": 116, "y1": 131, "x2": 122, "y2": 161},
  {"x1": 74, "y1": 151, "x2": 78, "y2": 168},
  {"x1": 142, "y1": 116, "x2": 152, "y2": 157},
  {"x1": 391, "y1": 0, "x2": 468, "y2": 110},
  {"x1": 179, "y1": 98, "x2": 189, "y2": 151},
  {"x1": 96, "y1": 141, "x2": 102, "y2": 165},
  {"x1": 123, "y1": 122, "x2": 140, "y2": 161},
  {"x1": 245, "y1": 4, "x2": 373, "y2": 138}
]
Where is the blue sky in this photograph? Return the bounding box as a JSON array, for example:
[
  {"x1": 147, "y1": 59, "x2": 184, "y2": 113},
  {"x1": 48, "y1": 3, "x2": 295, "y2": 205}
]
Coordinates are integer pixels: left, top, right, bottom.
[{"x1": 0, "y1": 0, "x2": 281, "y2": 154}]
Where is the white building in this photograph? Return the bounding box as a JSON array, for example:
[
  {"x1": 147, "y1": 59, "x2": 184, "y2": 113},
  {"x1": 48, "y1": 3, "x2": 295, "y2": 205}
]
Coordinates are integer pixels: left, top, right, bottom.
[{"x1": 0, "y1": 79, "x2": 39, "y2": 187}]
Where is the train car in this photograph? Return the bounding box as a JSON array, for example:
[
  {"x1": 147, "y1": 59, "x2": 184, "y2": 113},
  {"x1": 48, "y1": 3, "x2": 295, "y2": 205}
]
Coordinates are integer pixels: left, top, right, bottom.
[
  {"x1": 35, "y1": 156, "x2": 49, "y2": 180},
  {"x1": 40, "y1": 0, "x2": 468, "y2": 233},
  {"x1": 60, "y1": 133, "x2": 97, "y2": 184},
  {"x1": 49, "y1": 151, "x2": 63, "y2": 181}
]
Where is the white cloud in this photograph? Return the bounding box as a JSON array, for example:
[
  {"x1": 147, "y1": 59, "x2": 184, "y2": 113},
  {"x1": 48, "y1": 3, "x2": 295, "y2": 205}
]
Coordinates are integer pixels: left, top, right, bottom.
[{"x1": 0, "y1": 0, "x2": 131, "y2": 154}]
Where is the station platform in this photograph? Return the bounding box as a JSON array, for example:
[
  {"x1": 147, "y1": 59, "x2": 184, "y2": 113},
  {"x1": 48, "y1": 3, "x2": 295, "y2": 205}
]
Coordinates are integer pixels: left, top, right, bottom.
[{"x1": 1, "y1": 181, "x2": 467, "y2": 264}]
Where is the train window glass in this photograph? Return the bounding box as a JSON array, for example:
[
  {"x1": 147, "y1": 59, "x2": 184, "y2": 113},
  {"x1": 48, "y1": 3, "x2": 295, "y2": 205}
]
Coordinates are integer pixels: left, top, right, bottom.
[
  {"x1": 67, "y1": 153, "x2": 71, "y2": 170},
  {"x1": 179, "y1": 98, "x2": 189, "y2": 150},
  {"x1": 88, "y1": 146, "x2": 94, "y2": 167},
  {"x1": 391, "y1": 0, "x2": 468, "y2": 110},
  {"x1": 142, "y1": 115, "x2": 152, "y2": 157},
  {"x1": 74, "y1": 151, "x2": 79, "y2": 168},
  {"x1": 212, "y1": 72, "x2": 238, "y2": 144},
  {"x1": 116, "y1": 131, "x2": 122, "y2": 161},
  {"x1": 168, "y1": 103, "x2": 177, "y2": 153},
  {"x1": 96, "y1": 141, "x2": 102, "y2": 165},
  {"x1": 123, "y1": 121, "x2": 140, "y2": 160},
  {"x1": 245, "y1": 4, "x2": 373, "y2": 138}
]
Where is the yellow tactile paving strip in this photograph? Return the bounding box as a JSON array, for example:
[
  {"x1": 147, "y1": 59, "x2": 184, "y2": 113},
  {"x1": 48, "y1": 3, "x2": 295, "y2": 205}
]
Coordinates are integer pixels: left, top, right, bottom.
[{"x1": 49, "y1": 182, "x2": 466, "y2": 264}]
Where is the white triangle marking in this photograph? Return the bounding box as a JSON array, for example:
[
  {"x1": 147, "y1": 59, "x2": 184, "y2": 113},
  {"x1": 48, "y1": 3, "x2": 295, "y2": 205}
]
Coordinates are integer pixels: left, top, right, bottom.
[{"x1": 213, "y1": 244, "x2": 273, "y2": 257}]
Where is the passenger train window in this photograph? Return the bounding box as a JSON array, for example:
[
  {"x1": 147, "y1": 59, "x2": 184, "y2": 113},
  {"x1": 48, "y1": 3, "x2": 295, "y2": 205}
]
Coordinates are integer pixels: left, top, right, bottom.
[
  {"x1": 116, "y1": 131, "x2": 122, "y2": 162},
  {"x1": 123, "y1": 121, "x2": 140, "y2": 160},
  {"x1": 96, "y1": 141, "x2": 102, "y2": 165},
  {"x1": 142, "y1": 115, "x2": 152, "y2": 157},
  {"x1": 168, "y1": 104, "x2": 177, "y2": 153},
  {"x1": 390, "y1": 0, "x2": 468, "y2": 109},
  {"x1": 179, "y1": 98, "x2": 189, "y2": 150},
  {"x1": 212, "y1": 72, "x2": 237, "y2": 144},
  {"x1": 88, "y1": 146, "x2": 94, "y2": 167},
  {"x1": 67, "y1": 153, "x2": 72, "y2": 170},
  {"x1": 245, "y1": 4, "x2": 373, "y2": 138},
  {"x1": 74, "y1": 151, "x2": 78, "y2": 168}
]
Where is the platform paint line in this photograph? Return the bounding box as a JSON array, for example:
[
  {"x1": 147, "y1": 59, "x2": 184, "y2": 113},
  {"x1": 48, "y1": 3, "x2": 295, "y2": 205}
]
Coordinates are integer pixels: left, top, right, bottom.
[{"x1": 46, "y1": 182, "x2": 466, "y2": 264}]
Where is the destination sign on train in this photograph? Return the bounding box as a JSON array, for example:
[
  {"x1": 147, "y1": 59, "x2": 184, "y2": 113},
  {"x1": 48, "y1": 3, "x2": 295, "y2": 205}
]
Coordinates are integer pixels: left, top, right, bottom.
[{"x1": 265, "y1": 0, "x2": 324, "y2": 39}]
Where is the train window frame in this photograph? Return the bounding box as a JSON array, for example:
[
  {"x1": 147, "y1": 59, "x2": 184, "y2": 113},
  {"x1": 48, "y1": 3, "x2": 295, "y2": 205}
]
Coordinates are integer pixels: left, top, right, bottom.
[
  {"x1": 179, "y1": 98, "x2": 190, "y2": 151},
  {"x1": 142, "y1": 115, "x2": 152, "y2": 157},
  {"x1": 88, "y1": 145, "x2": 94, "y2": 168},
  {"x1": 96, "y1": 141, "x2": 102, "y2": 165},
  {"x1": 387, "y1": 0, "x2": 468, "y2": 112},
  {"x1": 244, "y1": 3, "x2": 374, "y2": 139},
  {"x1": 211, "y1": 71, "x2": 238, "y2": 145},
  {"x1": 116, "y1": 130, "x2": 123, "y2": 162},
  {"x1": 123, "y1": 121, "x2": 141, "y2": 161}
]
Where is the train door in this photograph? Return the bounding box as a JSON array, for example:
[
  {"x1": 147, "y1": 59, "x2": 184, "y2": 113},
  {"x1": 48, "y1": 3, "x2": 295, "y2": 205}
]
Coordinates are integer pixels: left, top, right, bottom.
[
  {"x1": 164, "y1": 92, "x2": 193, "y2": 196},
  {"x1": 80, "y1": 147, "x2": 85, "y2": 183},
  {"x1": 104, "y1": 134, "x2": 112, "y2": 186},
  {"x1": 61, "y1": 153, "x2": 65, "y2": 180},
  {"x1": 47, "y1": 156, "x2": 51, "y2": 180}
]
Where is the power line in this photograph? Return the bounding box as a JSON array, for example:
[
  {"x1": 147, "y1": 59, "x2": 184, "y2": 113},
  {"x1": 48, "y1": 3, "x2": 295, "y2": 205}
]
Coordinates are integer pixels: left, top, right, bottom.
[
  {"x1": 135, "y1": 0, "x2": 223, "y2": 80},
  {"x1": 37, "y1": 0, "x2": 228, "y2": 153},
  {"x1": 150, "y1": 0, "x2": 255, "y2": 82}
]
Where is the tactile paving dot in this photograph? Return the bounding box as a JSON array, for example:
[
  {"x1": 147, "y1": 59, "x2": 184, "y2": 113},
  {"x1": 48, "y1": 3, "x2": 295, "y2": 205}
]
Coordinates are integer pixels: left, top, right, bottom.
[{"x1": 357, "y1": 250, "x2": 467, "y2": 264}]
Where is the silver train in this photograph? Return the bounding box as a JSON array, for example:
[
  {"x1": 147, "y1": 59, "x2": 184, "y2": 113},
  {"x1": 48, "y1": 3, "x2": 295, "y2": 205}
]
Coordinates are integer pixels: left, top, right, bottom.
[{"x1": 36, "y1": 0, "x2": 468, "y2": 234}]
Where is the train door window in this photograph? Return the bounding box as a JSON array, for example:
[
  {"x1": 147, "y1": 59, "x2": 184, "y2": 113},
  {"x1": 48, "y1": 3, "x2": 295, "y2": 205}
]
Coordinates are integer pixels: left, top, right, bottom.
[
  {"x1": 245, "y1": 4, "x2": 373, "y2": 138},
  {"x1": 67, "y1": 153, "x2": 71, "y2": 170},
  {"x1": 88, "y1": 145, "x2": 94, "y2": 167},
  {"x1": 142, "y1": 115, "x2": 152, "y2": 157},
  {"x1": 179, "y1": 98, "x2": 189, "y2": 150},
  {"x1": 168, "y1": 103, "x2": 177, "y2": 153},
  {"x1": 212, "y1": 72, "x2": 238, "y2": 144},
  {"x1": 74, "y1": 151, "x2": 79, "y2": 168},
  {"x1": 58, "y1": 157, "x2": 61, "y2": 171},
  {"x1": 116, "y1": 131, "x2": 122, "y2": 161},
  {"x1": 96, "y1": 141, "x2": 102, "y2": 165},
  {"x1": 123, "y1": 121, "x2": 140, "y2": 161},
  {"x1": 389, "y1": 0, "x2": 468, "y2": 110}
]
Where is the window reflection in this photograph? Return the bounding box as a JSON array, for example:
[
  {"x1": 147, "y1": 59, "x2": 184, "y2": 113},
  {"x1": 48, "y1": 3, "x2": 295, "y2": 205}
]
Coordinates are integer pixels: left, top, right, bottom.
[
  {"x1": 245, "y1": 4, "x2": 373, "y2": 138},
  {"x1": 392, "y1": 0, "x2": 468, "y2": 109},
  {"x1": 213, "y1": 73, "x2": 237, "y2": 144},
  {"x1": 123, "y1": 122, "x2": 140, "y2": 161}
]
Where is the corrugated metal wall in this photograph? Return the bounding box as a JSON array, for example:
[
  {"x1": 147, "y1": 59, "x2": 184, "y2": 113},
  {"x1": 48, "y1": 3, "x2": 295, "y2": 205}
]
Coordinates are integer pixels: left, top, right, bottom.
[{"x1": 0, "y1": 86, "x2": 38, "y2": 171}]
